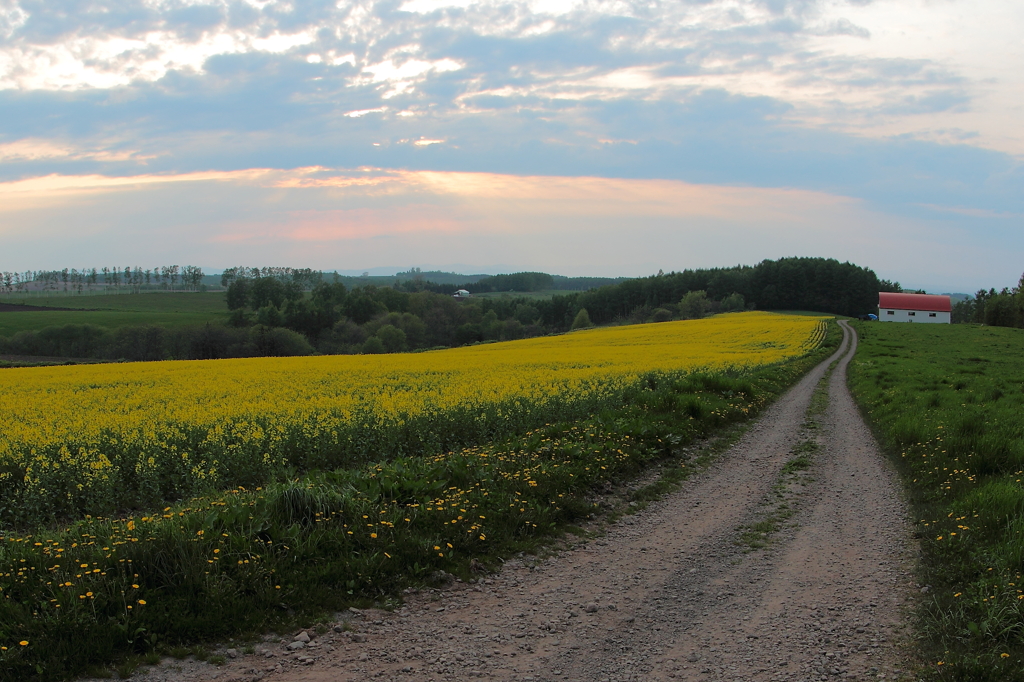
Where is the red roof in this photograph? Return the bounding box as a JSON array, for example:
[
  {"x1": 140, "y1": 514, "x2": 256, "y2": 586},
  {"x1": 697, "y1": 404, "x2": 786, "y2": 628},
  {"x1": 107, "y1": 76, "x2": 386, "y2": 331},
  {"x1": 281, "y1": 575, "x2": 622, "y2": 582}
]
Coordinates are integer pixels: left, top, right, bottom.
[{"x1": 878, "y1": 292, "x2": 951, "y2": 312}]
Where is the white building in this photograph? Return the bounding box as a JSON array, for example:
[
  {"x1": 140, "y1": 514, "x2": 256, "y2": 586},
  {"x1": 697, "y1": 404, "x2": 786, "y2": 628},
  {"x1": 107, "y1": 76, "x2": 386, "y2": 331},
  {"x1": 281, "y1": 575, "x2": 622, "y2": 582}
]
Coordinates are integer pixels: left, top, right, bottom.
[
  {"x1": 878, "y1": 292, "x2": 951, "y2": 323},
  {"x1": 453, "y1": 289, "x2": 471, "y2": 300}
]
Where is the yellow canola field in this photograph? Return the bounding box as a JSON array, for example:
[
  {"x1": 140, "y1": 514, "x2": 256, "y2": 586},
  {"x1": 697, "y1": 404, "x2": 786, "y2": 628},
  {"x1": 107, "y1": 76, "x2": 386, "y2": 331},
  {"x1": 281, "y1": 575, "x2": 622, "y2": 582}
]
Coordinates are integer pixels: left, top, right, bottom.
[{"x1": 0, "y1": 312, "x2": 825, "y2": 522}]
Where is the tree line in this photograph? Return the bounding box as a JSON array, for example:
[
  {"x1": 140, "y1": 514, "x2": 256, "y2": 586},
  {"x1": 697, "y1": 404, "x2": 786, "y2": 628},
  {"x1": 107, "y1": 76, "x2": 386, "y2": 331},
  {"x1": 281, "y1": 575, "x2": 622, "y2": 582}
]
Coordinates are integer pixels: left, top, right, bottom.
[
  {"x1": 0, "y1": 266, "x2": 206, "y2": 294},
  {"x1": 1, "y1": 257, "x2": 897, "y2": 361},
  {"x1": 951, "y1": 274, "x2": 1024, "y2": 327}
]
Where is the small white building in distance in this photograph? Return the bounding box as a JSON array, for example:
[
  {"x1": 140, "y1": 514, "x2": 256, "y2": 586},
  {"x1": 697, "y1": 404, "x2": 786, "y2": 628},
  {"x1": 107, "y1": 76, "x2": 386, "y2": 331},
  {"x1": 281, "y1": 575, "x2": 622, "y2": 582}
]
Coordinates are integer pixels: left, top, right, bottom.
[
  {"x1": 453, "y1": 289, "x2": 471, "y2": 300},
  {"x1": 878, "y1": 292, "x2": 951, "y2": 323}
]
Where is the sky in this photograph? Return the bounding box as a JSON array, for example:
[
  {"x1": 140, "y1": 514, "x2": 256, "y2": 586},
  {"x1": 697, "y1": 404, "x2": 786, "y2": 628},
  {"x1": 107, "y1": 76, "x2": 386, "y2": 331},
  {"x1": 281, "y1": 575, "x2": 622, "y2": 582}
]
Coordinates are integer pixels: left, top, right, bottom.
[{"x1": 1, "y1": 0, "x2": 1022, "y2": 292}]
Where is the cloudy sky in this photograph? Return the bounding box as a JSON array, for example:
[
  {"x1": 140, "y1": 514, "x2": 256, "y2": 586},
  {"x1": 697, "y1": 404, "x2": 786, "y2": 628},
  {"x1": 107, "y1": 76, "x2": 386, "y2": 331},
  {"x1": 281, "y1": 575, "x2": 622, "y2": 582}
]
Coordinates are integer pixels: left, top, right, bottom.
[{"x1": 1, "y1": 0, "x2": 1021, "y2": 291}]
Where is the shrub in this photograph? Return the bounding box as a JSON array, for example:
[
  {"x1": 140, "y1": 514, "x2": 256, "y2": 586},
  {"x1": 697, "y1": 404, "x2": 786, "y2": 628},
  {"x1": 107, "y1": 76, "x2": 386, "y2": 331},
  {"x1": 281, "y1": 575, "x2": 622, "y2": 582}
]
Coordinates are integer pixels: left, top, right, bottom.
[{"x1": 571, "y1": 308, "x2": 593, "y2": 330}]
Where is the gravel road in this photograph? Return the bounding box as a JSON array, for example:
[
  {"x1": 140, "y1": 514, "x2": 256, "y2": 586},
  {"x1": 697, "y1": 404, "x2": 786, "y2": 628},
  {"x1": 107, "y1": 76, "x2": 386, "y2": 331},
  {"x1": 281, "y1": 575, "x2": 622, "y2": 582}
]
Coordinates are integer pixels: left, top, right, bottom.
[{"x1": 123, "y1": 321, "x2": 919, "y2": 682}]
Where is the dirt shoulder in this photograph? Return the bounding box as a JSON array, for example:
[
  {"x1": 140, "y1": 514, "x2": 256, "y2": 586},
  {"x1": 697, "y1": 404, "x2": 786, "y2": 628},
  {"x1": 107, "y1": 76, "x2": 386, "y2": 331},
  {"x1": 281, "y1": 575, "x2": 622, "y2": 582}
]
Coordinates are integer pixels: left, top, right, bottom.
[{"x1": 119, "y1": 321, "x2": 918, "y2": 682}]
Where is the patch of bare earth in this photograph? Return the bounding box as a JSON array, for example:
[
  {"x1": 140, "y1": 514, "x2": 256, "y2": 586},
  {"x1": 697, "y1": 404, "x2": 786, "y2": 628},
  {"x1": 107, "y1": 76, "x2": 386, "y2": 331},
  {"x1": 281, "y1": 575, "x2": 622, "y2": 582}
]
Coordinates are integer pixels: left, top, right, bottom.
[{"x1": 122, "y1": 322, "x2": 918, "y2": 682}]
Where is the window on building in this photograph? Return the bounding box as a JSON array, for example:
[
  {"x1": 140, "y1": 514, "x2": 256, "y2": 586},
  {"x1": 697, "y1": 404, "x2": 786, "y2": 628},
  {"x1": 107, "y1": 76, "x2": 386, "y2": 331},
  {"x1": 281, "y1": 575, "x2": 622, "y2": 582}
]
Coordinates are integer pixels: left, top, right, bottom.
[
  {"x1": 929, "y1": 312, "x2": 937, "y2": 317},
  {"x1": 887, "y1": 310, "x2": 895, "y2": 315},
  {"x1": 908, "y1": 311, "x2": 916, "y2": 316}
]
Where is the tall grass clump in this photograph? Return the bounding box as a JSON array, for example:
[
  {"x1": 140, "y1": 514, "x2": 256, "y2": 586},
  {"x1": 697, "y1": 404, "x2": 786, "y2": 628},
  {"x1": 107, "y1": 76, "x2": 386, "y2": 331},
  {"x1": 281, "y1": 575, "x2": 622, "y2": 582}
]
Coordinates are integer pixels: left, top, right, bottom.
[{"x1": 849, "y1": 322, "x2": 1024, "y2": 681}]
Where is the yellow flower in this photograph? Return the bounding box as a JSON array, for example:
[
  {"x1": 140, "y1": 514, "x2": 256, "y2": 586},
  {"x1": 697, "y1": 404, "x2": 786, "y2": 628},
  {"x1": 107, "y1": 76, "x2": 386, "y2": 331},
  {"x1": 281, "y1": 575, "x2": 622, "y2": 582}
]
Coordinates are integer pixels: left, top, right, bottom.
[
  {"x1": 19, "y1": 640, "x2": 28, "y2": 646},
  {"x1": 370, "y1": 533, "x2": 378, "y2": 539},
  {"x1": 138, "y1": 599, "x2": 147, "y2": 605}
]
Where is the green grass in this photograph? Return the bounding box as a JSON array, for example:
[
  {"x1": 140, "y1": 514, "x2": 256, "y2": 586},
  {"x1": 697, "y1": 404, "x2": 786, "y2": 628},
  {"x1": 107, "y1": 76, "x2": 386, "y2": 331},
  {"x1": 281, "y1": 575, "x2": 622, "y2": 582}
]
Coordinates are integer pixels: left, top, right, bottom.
[
  {"x1": 848, "y1": 322, "x2": 1024, "y2": 681},
  {"x1": 0, "y1": 293, "x2": 229, "y2": 337},
  {"x1": 0, "y1": 323, "x2": 842, "y2": 681},
  {"x1": 470, "y1": 289, "x2": 583, "y2": 300},
  {"x1": 0, "y1": 310, "x2": 227, "y2": 337},
  {"x1": 0, "y1": 292, "x2": 228, "y2": 313}
]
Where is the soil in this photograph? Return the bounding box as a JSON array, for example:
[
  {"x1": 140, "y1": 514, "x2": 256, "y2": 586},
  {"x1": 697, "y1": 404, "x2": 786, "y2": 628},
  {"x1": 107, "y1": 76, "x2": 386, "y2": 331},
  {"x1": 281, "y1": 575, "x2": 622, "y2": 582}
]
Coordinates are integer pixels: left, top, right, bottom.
[{"x1": 107, "y1": 321, "x2": 919, "y2": 682}]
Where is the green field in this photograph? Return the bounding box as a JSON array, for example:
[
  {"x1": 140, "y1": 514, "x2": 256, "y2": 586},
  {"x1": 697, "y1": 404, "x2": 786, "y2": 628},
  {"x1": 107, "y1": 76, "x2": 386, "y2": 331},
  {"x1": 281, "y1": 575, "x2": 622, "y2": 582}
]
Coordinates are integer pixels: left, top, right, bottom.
[
  {"x1": 0, "y1": 293, "x2": 228, "y2": 337},
  {"x1": 0, "y1": 310, "x2": 227, "y2": 336},
  {"x1": 849, "y1": 322, "x2": 1024, "y2": 681},
  {"x1": 470, "y1": 289, "x2": 585, "y2": 300},
  {"x1": 0, "y1": 292, "x2": 228, "y2": 313}
]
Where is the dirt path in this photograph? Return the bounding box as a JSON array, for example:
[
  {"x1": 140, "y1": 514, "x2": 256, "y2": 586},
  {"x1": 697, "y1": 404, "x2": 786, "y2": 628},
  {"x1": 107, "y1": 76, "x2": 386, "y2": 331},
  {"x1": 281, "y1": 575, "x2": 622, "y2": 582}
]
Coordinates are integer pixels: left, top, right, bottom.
[{"x1": 130, "y1": 321, "x2": 918, "y2": 682}]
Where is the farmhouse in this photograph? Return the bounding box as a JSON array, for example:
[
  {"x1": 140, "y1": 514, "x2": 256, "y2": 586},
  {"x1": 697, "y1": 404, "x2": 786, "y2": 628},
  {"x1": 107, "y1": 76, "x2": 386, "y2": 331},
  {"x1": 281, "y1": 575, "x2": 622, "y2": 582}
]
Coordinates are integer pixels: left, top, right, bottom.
[
  {"x1": 878, "y1": 292, "x2": 951, "y2": 323},
  {"x1": 453, "y1": 289, "x2": 471, "y2": 300}
]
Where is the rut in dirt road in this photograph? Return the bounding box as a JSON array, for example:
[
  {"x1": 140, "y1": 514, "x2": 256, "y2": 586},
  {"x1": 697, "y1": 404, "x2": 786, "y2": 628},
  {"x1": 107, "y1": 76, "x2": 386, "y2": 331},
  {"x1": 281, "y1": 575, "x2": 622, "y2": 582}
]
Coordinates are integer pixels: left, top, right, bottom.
[{"x1": 139, "y1": 322, "x2": 918, "y2": 682}]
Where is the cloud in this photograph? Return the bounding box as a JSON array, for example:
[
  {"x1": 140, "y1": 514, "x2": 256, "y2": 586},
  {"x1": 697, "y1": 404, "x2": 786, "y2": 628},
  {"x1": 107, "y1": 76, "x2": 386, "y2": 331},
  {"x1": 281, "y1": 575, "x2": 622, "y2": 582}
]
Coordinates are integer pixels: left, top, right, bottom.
[
  {"x1": 0, "y1": 0, "x2": 1021, "y2": 290},
  {"x1": 0, "y1": 0, "x2": 1006, "y2": 150},
  {"x1": 0, "y1": 167, "x2": 1019, "y2": 291},
  {"x1": 0, "y1": 138, "x2": 156, "y2": 163}
]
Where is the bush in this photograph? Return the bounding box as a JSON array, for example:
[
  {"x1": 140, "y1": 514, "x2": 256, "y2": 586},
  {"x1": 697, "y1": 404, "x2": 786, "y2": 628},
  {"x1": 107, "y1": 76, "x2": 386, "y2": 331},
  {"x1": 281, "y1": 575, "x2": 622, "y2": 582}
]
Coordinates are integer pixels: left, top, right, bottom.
[
  {"x1": 248, "y1": 325, "x2": 315, "y2": 357},
  {"x1": 679, "y1": 291, "x2": 711, "y2": 320},
  {"x1": 376, "y1": 324, "x2": 407, "y2": 353},
  {"x1": 720, "y1": 292, "x2": 746, "y2": 312},
  {"x1": 256, "y1": 304, "x2": 284, "y2": 328},
  {"x1": 651, "y1": 308, "x2": 673, "y2": 323},
  {"x1": 571, "y1": 308, "x2": 593, "y2": 330},
  {"x1": 108, "y1": 325, "x2": 166, "y2": 362},
  {"x1": 362, "y1": 336, "x2": 385, "y2": 354}
]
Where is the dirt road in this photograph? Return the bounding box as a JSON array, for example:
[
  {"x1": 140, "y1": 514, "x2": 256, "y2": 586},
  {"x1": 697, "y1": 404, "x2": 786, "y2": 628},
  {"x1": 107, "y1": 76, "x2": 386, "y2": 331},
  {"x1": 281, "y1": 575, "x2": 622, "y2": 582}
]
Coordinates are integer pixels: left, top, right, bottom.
[{"x1": 135, "y1": 321, "x2": 918, "y2": 682}]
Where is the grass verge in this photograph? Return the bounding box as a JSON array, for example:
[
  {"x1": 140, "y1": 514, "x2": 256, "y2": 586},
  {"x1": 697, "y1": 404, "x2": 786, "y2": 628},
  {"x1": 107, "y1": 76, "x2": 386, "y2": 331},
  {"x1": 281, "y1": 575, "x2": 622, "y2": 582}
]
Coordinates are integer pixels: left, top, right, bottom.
[
  {"x1": 847, "y1": 322, "x2": 1024, "y2": 681},
  {"x1": 0, "y1": 323, "x2": 841, "y2": 680}
]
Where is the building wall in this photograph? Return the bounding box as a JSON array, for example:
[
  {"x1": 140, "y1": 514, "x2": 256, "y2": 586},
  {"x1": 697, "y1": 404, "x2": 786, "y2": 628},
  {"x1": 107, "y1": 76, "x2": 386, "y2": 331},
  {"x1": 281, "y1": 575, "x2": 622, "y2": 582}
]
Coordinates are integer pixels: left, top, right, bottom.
[{"x1": 878, "y1": 308, "x2": 951, "y2": 323}]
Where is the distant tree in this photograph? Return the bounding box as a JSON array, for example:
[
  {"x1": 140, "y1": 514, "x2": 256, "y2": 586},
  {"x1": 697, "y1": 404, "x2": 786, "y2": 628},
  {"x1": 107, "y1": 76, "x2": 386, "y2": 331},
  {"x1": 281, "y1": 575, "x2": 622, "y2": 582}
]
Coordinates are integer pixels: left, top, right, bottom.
[
  {"x1": 376, "y1": 324, "x2": 407, "y2": 352},
  {"x1": 679, "y1": 290, "x2": 711, "y2": 319},
  {"x1": 951, "y1": 298, "x2": 976, "y2": 324},
  {"x1": 249, "y1": 277, "x2": 286, "y2": 310},
  {"x1": 985, "y1": 292, "x2": 1021, "y2": 328},
  {"x1": 651, "y1": 308, "x2": 673, "y2": 323},
  {"x1": 515, "y1": 304, "x2": 541, "y2": 325},
  {"x1": 362, "y1": 336, "x2": 385, "y2": 354},
  {"x1": 571, "y1": 308, "x2": 593, "y2": 330},
  {"x1": 226, "y1": 279, "x2": 251, "y2": 310},
  {"x1": 248, "y1": 325, "x2": 314, "y2": 357},
  {"x1": 343, "y1": 289, "x2": 388, "y2": 325},
  {"x1": 256, "y1": 304, "x2": 284, "y2": 327},
  {"x1": 719, "y1": 292, "x2": 745, "y2": 312}
]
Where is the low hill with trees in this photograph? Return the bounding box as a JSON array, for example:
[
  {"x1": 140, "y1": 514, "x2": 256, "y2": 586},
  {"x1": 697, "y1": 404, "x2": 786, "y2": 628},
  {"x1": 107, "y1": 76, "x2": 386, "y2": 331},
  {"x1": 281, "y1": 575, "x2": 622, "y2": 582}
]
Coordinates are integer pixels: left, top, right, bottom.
[{"x1": 1, "y1": 257, "x2": 897, "y2": 362}]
